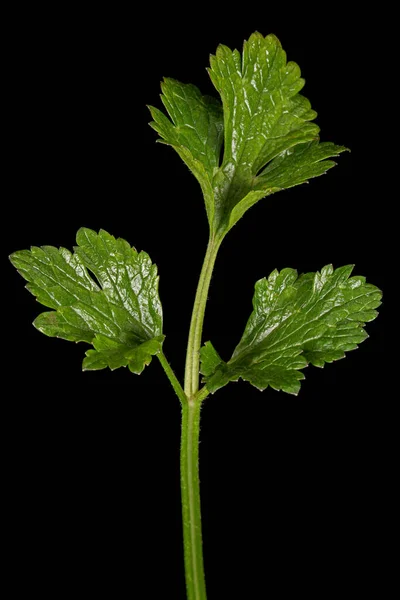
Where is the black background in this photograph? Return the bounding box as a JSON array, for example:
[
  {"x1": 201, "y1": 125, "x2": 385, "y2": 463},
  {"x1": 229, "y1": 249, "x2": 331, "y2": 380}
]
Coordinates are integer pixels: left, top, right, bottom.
[{"x1": 4, "y1": 7, "x2": 386, "y2": 599}]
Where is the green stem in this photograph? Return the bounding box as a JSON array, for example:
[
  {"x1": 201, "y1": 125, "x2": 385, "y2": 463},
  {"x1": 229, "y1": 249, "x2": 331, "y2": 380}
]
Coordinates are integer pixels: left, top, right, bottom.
[
  {"x1": 157, "y1": 350, "x2": 187, "y2": 405},
  {"x1": 159, "y1": 237, "x2": 221, "y2": 599},
  {"x1": 180, "y1": 396, "x2": 206, "y2": 600},
  {"x1": 194, "y1": 386, "x2": 210, "y2": 403},
  {"x1": 179, "y1": 235, "x2": 221, "y2": 599},
  {"x1": 184, "y1": 237, "x2": 221, "y2": 398}
]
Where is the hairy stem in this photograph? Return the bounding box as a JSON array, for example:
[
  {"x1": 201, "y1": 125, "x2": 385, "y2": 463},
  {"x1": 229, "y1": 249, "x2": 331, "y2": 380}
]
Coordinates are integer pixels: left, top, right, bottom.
[
  {"x1": 179, "y1": 235, "x2": 221, "y2": 599},
  {"x1": 184, "y1": 237, "x2": 221, "y2": 398},
  {"x1": 157, "y1": 350, "x2": 187, "y2": 405},
  {"x1": 180, "y1": 396, "x2": 206, "y2": 600},
  {"x1": 159, "y1": 238, "x2": 220, "y2": 598}
]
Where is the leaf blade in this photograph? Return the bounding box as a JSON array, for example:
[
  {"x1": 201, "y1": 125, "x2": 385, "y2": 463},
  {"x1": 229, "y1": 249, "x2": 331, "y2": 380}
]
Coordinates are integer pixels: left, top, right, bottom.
[
  {"x1": 208, "y1": 33, "x2": 348, "y2": 234},
  {"x1": 10, "y1": 229, "x2": 164, "y2": 374},
  {"x1": 201, "y1": 266, "x2": 382, "y2": 394},
  {"x1": 148, "y1": 79, "x2": 224, "y2": 225},
  {"x1": 150, "y1": 33, "x2": 349, "y2": 237}
]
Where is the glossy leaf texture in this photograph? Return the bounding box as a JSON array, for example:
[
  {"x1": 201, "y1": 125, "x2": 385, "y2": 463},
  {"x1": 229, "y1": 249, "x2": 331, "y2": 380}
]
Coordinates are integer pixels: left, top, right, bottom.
[
  {"x1": 201, "y1": 265, "x2": 382, "y2": 395},
  {"x1": 149, "y1": 32, "x2": 348, "y2": 238},
  {"x1": 10, "y1": 228, "x2": 164, "y2": 373},
  {"x1": 148, "y1": 79, "x2": 224, "y2": 224}
]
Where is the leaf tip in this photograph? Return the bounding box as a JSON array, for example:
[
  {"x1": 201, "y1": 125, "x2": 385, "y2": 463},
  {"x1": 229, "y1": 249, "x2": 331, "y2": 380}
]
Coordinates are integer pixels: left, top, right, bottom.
[
  {"x1": 9, "y1": 252, "x2": 18, "y2": 267},
  {"x1": 264, "y1": 32, "x2": 282, "y2": 47}
]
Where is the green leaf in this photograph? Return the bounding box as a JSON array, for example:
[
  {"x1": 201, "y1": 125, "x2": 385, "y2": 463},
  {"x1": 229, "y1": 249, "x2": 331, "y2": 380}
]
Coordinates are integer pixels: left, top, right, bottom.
[
  {"x1": 148, "y1": 78, "x2": 223, "y2": 224},
  {"x1": 150, "y1": 32, "x2": 348, "y2": 237},
  {"x1": 228, "y1": 141, "x2": 347, "y2": 230},
  {"x1": 201, "y1": 265, "x2": 382, "y2": 395},
  {"x1": 10, "y1": 228, "x2": 164, "y2": 373},
  {"x1": 209, "y1": 32, "x2": 348, "y2": 234},
  {"x1": 199, "y1": 341, "x2": 224, "y2": 377}
]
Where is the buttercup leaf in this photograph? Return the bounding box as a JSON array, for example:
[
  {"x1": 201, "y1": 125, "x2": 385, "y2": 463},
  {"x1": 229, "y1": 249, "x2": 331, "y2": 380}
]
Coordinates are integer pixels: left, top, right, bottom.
[
  {"x1": 201, "y1": 265, "x2": 382, "y2": 395},
  {"x1": 10, "y1": 228, "x2": 164, "y2": 373},
  {"x1": 150, "y1": 32, "x2": 347, "y2": 237}
]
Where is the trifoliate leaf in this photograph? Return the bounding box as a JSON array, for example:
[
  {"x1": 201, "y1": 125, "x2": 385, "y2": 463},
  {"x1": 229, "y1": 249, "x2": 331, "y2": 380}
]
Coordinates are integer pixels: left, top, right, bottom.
[
  {"x1": 10, "y1": 228, "x2": 164, "y2": 373},
  {"x1": 201, "y1": 265, "x2": 382, "y2": 395},
  {"x1": 149, "y1": 32, "x2": 348, "y2": 237}
]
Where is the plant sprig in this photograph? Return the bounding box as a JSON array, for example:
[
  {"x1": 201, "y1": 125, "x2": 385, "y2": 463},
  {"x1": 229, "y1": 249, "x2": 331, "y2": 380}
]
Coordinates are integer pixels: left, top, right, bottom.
[{"x1": 10, "y1": 32, "x2": 382, "y2": 600}]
